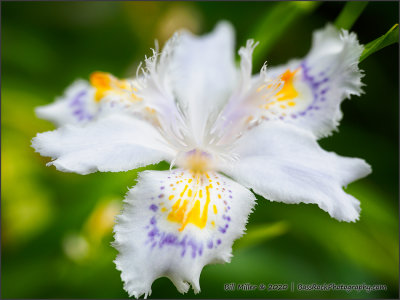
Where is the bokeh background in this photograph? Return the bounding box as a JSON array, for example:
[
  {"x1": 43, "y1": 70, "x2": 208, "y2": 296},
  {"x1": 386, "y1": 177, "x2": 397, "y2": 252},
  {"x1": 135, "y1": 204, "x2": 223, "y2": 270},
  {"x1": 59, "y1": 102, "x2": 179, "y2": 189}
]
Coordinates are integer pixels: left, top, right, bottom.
[{"x1": 1, "y1": 1, "x2": 399, "y2": 298}]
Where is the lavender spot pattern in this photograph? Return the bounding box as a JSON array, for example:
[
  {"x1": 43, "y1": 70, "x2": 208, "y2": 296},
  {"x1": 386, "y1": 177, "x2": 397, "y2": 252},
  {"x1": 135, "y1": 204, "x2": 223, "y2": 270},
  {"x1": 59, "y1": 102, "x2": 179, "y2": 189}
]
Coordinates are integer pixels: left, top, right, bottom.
[
  {"x1": 279, "y1": 61, "x2": 331, "y2": 120},
  {"x1": 69, "y1": 90, "x2": 93, "y2": 122},
  {"x1": 143, "y1": 172, "x2": 234, "y2": 258}
]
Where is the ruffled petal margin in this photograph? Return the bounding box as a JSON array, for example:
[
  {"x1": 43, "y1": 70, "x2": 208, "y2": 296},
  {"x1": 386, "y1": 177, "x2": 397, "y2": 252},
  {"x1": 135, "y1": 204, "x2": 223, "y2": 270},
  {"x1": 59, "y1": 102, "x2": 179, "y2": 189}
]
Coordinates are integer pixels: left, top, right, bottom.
[
  {"x1": 170, "y1": 21, "x2": 237, "y2": 142},
  {"x1": 221, "y1": 122, "x2": 371, "y2": 222},
  {"x1": 113, "y1": 169, "x2": 255, "y2": 298},
  {"x1": 265, "y1": 24, "x2": 364, "y2": 138},
  {"x1": 31, "y1": 112, "x2": 175, "y2": 174},
  {"x1": 35, "y1": 80, "x2": 97, "y2": 126}
]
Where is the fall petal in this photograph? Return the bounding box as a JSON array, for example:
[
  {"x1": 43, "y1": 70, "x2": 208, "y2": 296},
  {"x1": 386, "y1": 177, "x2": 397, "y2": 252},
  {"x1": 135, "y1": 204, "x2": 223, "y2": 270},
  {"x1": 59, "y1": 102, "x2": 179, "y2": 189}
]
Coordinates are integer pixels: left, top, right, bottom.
[{"x1": 113, "y1": 169, "x2": 255, "y2": 298}]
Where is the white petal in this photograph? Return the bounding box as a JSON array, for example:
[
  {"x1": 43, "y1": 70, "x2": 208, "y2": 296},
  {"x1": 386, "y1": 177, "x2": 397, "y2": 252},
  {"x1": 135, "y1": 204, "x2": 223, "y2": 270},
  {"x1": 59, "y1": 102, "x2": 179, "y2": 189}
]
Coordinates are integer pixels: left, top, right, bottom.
[
  {"x1": 265, "y1": 24, "x2": 364, "y2": 138},
  {"x1": 170, "y1": 21, "x2": 237, "y2": 144},
  {"x1": 210, "y1": 41, "x2": 281, "y2": 146},
  {"x1": 35, "y1": 80, "x2": 97, "y2": 126},
  {"x1": 220, "y1": 122, "x2": 371, "y2": 222},
  {"x1": 31, "y1": 112, "x2": 175, "y2": 174},
  {"x1": 134, "y1": 35, "x2": 193, "y2": 150},
  {"x1": 113, "y1": 169, "x2": 255, "y2": 298}
]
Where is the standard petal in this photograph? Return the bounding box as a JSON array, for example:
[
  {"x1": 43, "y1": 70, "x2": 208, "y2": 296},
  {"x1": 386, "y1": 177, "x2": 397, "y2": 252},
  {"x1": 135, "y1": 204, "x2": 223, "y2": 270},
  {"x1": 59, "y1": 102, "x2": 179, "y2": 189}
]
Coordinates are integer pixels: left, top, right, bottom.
[
  {"x1": 220, "y1": 122, "x2": 371, "y2": 222},
  {"x1": 113, "y1": 169, "x2": 255, "y2": 298},
  {"x1": 31, "y1": 112, "x2": 175, "y2": 174},
  {"x1": 265, "y1": 24, "x2": 364, "y2": 138},
  {"x1": 35, "y1": 80, "x2": 97, "y2": 126},
  {"x1": 170, "y1": 21, "x2": 237, "y2": 144}
]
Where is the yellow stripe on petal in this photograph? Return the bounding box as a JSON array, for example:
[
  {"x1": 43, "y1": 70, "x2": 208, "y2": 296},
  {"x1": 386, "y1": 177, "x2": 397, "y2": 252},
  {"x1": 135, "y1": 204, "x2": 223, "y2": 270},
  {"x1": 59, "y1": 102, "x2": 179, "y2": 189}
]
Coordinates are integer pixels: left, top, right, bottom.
[
  {"x1": 90, "y1": 72, "x2": 112, "y2": 102},
  {"x1": 165, "y1": 172, "x2": 218, "y2": 232},
  {"x1": 89, "y1": 71, "x2": 142, "y2": 102},
  {"x1": 213, "y1": 204, "x2": 218, "y2": 214},
  {"x1": 259, "y1": 66, "x2": 316, "y2": 121},
  {"x1": 275, "y1": 69, "x2": 299, "y2": 102}
]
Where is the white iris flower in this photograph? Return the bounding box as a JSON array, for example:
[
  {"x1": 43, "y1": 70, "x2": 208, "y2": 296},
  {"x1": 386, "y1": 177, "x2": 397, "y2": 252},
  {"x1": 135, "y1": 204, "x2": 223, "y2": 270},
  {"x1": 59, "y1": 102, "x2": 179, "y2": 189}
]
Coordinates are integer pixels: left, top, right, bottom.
[{"x1": 32, "y1": 22, "x2": 371, "y2": 298}]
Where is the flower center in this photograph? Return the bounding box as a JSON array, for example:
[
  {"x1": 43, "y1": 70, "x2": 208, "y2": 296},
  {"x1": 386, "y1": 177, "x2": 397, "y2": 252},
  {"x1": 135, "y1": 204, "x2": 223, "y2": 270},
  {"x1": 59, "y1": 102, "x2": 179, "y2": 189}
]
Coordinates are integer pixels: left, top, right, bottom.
[{"x1": 179, "y1": 149, "x2": 213, "y2": 173}]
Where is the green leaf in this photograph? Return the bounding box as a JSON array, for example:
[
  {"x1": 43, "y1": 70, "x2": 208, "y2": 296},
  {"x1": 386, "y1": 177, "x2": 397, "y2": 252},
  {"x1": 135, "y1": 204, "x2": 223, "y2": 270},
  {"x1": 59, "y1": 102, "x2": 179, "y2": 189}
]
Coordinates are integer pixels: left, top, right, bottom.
[
  {"x1": 335, "y1": 1, "x2": 368, "y2": 30},
  {"x1": 250, "y1": 1, "x2": 321, "y2": 67},
  {"x1": 234, "y1": 221, "x2": 289, "y2": 250},
  {"x1": 360, "y1": 24, "x2": 399, "y2": 62}
]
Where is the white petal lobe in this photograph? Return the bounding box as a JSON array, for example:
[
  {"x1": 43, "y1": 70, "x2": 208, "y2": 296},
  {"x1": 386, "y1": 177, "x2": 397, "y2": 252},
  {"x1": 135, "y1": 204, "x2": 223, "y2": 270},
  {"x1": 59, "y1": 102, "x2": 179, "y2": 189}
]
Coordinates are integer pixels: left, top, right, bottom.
[
  {"x1": 221, "y1": 122, "x2": 371, "y2": 222},
  {"x1": 170, "y1": 21, "x2": 237, "y2": 144},
  {"x1": 35, "y1": 80, "x2": 97, "y2": 126},
  {"x1": 265, "y1": 24, "x2": 364, "y2": 138},
  {"x1": 31, "y1": 113, "x2": 175, "y2": 174},
  {"x1": 113, "y1": 169, "x2": 255, "y2": 298}
]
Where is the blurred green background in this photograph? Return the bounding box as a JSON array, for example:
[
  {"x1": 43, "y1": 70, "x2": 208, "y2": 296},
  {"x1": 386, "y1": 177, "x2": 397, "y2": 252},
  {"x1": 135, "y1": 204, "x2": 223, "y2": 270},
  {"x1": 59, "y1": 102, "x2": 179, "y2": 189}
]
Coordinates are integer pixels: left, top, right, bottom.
[{"x1": 1, "y1": 1, "x2": 399, "y2": 298}]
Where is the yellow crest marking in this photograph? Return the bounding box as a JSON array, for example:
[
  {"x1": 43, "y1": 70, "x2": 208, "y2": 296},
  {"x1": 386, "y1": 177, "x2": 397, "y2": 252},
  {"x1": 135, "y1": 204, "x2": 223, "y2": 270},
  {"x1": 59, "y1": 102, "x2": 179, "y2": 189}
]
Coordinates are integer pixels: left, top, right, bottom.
[
  {"x1": 275, "y1": 69, "x2": 299, "y2": 102},
  {"x1": 167, "y1": 173, "x2": 215, "y2": 232},
  {"x1": 90, "y1": 71, "x2": 142, "y2": 102}
]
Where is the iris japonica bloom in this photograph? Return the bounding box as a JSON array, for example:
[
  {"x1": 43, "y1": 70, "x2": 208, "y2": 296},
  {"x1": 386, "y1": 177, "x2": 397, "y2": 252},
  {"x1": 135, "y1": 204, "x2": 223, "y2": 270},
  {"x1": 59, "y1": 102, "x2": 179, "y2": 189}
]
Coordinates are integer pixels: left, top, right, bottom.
[{"x1": 32, "y1": 22, "x2": 371, "y2": 298}]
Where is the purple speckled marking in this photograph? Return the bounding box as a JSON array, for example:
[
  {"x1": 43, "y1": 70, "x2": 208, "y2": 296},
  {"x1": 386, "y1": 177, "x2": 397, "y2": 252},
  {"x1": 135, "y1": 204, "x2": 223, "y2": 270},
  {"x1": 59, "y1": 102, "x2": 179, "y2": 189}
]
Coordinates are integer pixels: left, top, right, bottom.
[
  {"x1": 148, "y1": 228, "x2": 158, "y2": 238},
  {"x1": 143, "y1": 173, "x2": 233, "y2": 258},
  {"x1": 69, "y1": 90, "x2": 93, "y2": 121},
  {"x1": 187, "y1": 239, "x2": 199, "y2": 258},
  {"x1": 207, "y1": 240, "x2": 213, "y2": 249},
  {"x1": 69, "y1": 90, "x2": 86, "y2": 106},
  {"x1": 321, "y1": 88, "x2": 329, "y2": 94},
  {"x1": 159, "y1": 233, "x2": 178, "y2": 248},
  {"x1": 149, "y1": 204, "x2": 158, "y2": 212},
  {"x1": 276, "y1": 61, "x2": 331, "y2": 121},
  {"x1": 293, "y1": 60, "x2": 331, "y2": 118},
  {"x1": 146, "y1": 215, "x2": 205, "y2": 258},
  {"x1": 179, "y1": 236, "x2": 188, "y2": 257}
]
